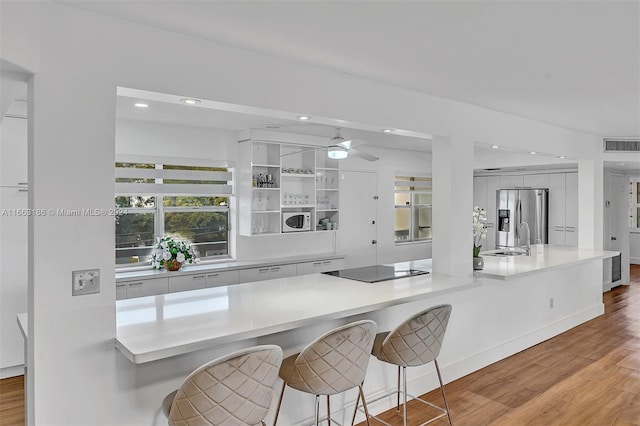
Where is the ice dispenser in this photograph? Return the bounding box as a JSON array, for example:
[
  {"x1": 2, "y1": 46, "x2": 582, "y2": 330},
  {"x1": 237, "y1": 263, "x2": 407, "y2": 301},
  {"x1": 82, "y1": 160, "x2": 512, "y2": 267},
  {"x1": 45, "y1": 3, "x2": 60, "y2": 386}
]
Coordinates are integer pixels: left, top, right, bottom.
[{"x1": 498, "y1": 209, "x2": 510, "y2": 232}]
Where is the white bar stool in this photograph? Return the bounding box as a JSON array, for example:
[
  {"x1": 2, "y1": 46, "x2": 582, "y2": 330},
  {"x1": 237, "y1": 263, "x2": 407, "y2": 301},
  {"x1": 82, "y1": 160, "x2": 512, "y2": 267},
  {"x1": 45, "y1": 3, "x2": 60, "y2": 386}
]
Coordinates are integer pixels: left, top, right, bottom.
[
  {"x1": 354, "y1": 305, "x2": 453, "y2": 426},
  {"x1": 161, "y1": 345, "x2": 283, "y2": 426},
  {"x1": 273, "y1": 320, "x2": 377, "y2": 426}
]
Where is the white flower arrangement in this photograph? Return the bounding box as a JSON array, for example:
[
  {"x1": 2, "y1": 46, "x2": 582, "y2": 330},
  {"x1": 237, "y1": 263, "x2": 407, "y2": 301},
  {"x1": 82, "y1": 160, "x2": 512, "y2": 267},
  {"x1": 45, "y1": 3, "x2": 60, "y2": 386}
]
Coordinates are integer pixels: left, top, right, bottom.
[
  {"x1": 473, "y1": 206, "x2": 487, "y2": 257},
  {"x1": 151, "y1": 235, "x2": 198, "y2": 270}
]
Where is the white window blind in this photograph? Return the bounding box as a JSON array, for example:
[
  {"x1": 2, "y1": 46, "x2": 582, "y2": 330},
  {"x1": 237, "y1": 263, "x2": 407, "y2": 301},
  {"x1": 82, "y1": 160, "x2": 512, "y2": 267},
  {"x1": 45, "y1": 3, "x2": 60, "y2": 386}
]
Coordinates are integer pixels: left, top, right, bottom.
[{"x1": 115, "y1": 164, "x2": 233, "y2": 196}]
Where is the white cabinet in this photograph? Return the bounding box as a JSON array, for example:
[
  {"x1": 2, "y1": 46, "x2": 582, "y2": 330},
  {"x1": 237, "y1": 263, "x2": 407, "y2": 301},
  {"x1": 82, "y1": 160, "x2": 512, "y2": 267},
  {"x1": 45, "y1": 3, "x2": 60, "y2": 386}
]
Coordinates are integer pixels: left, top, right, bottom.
[
  {"x1": 238, "y1": 137, "x2": 340, "y2": 236},
  {"x1": 473, "y1": 177, "x2": 487, "y2": 210},
  {"x1": 267, "y1": 264, "x2": 297, "y2": 279},
  {"x1": 297, "y1": 258, "x2": 345, "y2": 275},
  {"x1": 124, "y1": 277, "x2": 169, "y2": 298},
  {"x1": 169, "y1": 271, "x2": 239, "y2": 292},
  {"x1": 523, "y1": 174, "x2": 549, "y2": 188},
  {"x1": 238, "y1": 263, "x2": 297, "y2": 282},
  {"x1": 297, "y1": 260, "x2": 324, "y2": 275},
  {"x1": 116, "y1": 283, "x2": 127, "y2": 300},
  {"x1": 169, "y1": 274, "x2": 207, "y2": 293},
  {"x1": 548, "y1": 172, "x2": 578, "y2": 247},
  {"x1": 238, "y1": 266, "x2": 271, "y2": 282},
  {"x1": 205, "y1": 270, "x2": 239, "y2": 288},
  {"x1": 564, "y1": 173, "x2": 578, "y2": 247},
  {"x1": 500, "y1": 175, "x2": 523, "y2": 188},
  {"x1": 472, "y1": 176, "x2": 499, "y2": 251},
  {"x1": 485, "y1": 177, "x2": 500, "y2": 251}
]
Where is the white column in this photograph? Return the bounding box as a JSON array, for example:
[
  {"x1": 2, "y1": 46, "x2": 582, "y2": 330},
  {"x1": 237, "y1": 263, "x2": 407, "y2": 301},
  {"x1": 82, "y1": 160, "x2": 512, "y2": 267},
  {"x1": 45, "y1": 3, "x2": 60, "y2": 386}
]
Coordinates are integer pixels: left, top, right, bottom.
[
  {"x1": 578, "y1": 157, "x2": 604, "y2": 249},
  {"x1": 432, "y1": 135, "x2": 474, "y2": 276}
]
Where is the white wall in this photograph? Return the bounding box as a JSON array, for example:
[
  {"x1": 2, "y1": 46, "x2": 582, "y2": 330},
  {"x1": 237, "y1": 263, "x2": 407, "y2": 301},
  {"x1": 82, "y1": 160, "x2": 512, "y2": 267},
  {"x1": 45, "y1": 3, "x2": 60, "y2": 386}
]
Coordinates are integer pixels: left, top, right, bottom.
[{"x1": 0, "y1": 2, "x2": 608, "y2": 424}]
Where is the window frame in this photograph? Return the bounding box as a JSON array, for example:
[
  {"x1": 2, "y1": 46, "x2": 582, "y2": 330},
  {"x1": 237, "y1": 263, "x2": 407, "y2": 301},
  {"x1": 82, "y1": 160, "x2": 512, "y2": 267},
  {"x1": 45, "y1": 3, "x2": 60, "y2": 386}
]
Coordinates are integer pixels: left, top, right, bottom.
[
  {"x1": 115, "y1": 157, "x2": 233, "y2": 269},
  {"x1": 394, "y1": 174, "x2": 432, "y2": 244}
]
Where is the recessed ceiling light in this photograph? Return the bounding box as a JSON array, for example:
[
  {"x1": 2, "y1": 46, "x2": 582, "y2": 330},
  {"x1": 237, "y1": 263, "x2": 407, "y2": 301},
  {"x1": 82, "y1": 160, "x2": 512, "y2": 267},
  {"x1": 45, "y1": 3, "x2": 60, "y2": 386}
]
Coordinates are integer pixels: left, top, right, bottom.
[
  {"x1": 382, "y1": 129, "x2": 393, "y2": 133},
  {"x1": 297, "y1": 116, "x2": 310, "y2": 120},
  {"x1": 558, "y1": 156, "x2": 566, "y2": 159},
  {"x1": 180, "y1": 98, "x2": 201, "y2": 105},
  {"x1": 491, "y1": 145, "x2": 499, "y2": 149},
  {"x1": 134, "y1": 103, "x2": 149, "y2": 108},
  {"x1": 529, "y1": 151, "x2": 537, "y2": 155}
]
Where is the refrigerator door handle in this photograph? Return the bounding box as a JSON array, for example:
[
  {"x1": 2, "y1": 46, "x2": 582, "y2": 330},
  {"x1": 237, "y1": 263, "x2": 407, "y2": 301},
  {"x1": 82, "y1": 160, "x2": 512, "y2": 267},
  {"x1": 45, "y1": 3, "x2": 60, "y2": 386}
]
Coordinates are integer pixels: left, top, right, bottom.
[{"x1": 515, "y1": 198, "x2": 521, "y2": 241}]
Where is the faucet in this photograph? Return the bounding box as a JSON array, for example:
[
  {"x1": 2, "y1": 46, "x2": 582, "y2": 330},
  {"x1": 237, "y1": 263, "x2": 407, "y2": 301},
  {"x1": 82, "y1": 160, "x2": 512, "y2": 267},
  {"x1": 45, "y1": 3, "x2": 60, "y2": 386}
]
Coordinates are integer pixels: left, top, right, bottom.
[{"x1": 519, "y1": 222, "x2": 531, "y2": 256}]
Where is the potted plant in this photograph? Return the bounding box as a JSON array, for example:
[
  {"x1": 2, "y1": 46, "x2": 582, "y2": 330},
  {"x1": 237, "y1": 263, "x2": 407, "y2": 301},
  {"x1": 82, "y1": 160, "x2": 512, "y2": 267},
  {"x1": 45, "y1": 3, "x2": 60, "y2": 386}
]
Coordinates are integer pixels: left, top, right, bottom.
[
  {"x1": 473, "y1": 206, "x2": 487, "y2": 270},
  {"x1": 151, "y1": 235, "x2": 198, "y2": 271}
]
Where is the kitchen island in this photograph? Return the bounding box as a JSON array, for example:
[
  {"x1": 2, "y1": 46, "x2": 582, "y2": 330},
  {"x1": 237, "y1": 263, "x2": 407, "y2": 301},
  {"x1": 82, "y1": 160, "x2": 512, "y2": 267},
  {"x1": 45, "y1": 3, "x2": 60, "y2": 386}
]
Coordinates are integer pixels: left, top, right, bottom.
[
  {"x1": 478, "y1": 245, "x2": 619, "y2": 280},
  {"x1": 112, "y1": 250, "x2": 614, "y2": 426}
]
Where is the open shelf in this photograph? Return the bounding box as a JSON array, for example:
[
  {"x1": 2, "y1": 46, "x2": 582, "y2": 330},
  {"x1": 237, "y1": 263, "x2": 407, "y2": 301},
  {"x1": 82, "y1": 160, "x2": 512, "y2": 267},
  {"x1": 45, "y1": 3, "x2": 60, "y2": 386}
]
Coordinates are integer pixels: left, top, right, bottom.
[{"x1": 240, "y1": 139, "x2": 340, "y2": 236}]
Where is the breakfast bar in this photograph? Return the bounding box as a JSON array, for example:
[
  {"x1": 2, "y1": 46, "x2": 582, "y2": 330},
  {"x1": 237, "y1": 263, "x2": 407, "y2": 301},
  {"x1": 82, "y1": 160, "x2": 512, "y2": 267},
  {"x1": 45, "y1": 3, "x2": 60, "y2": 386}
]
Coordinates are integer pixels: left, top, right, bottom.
[
  {"x1": 116, "y1": 260, "x2": 477, "y2": 364},
  {"x1": 112, "y1": 248, "x2": 617, "y2": 425}
]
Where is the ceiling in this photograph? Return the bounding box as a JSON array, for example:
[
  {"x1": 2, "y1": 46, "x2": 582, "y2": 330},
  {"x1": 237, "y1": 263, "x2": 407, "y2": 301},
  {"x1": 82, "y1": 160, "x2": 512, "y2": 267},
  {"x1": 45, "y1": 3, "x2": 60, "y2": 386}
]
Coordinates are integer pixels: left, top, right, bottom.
[
  {"x1": 116, "y1": 94, "x2": 432, "y2": 152},
  {"x1": 62, "y1": 0, "x2": 639, "y2": 138}
]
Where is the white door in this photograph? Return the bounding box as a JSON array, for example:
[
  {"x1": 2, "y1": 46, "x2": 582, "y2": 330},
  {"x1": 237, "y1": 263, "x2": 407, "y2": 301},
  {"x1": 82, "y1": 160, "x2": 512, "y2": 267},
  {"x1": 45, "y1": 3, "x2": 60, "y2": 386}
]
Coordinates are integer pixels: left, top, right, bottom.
[
  {"x1": 607, "y1": 174, "x2": 630, "y2": 286},
  {"x1": 338, "y1": 171, "x2": 377, "y2": 268}
]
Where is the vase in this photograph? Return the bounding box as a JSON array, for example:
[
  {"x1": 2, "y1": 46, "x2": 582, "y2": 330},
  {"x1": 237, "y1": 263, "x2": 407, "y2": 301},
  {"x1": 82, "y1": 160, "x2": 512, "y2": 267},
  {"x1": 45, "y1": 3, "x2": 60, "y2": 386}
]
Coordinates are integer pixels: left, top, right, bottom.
[
  {"x1": 473, "y1": 256, "x2": 484, "y2": 271},
  {"x1": 164, "y1": 259, "x2": 183, "y2": 271}
]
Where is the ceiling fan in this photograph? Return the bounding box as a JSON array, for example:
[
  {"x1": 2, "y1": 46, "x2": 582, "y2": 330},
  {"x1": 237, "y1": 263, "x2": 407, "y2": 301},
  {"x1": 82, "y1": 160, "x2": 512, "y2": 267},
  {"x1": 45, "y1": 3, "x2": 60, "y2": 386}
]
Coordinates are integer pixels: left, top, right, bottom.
[{"x1": 325, "y1": 129, "x2": 379, "y2": 161}]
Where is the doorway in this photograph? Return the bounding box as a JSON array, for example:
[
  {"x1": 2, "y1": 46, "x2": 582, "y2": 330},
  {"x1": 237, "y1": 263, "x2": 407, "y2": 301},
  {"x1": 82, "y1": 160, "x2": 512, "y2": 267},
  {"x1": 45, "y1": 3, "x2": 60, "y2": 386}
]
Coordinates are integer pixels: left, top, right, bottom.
[{"x1": 605, "y1": 173, "x2": 630, "y2": 289}]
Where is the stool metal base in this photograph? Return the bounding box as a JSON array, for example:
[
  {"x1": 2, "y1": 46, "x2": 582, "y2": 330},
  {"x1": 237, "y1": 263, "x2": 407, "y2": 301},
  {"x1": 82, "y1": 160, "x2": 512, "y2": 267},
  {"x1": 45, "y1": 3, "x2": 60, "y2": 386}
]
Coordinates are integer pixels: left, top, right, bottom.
[
  {"x1": 275, "y1": 382, "x2": 372, "y2": 426},
  {"x1": 353, "y1": 361, "x2": 453, "y2": 426}
]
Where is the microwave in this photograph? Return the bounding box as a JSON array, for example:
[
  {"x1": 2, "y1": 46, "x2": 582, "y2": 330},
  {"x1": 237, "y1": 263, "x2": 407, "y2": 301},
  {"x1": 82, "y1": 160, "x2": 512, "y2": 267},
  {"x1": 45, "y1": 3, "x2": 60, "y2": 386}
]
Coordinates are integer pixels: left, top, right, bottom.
[{"x1": 282, "y1": 212, "x2": 311, "y2": 232}]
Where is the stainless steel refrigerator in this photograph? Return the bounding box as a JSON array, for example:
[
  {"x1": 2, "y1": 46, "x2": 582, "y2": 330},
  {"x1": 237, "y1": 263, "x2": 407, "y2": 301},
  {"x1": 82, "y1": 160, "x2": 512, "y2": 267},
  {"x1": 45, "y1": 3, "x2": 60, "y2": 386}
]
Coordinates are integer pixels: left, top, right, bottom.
[{"x1": 496, "y1": 188, "x2": 549, "y2": 248}]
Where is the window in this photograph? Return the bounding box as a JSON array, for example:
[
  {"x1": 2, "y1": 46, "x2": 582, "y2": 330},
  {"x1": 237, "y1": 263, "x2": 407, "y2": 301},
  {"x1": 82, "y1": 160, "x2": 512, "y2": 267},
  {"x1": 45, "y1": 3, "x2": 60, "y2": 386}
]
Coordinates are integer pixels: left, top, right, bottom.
[
  {"x1": 394, "y1": 175, "x2": 432, "y2": 243},
  {"x1": 115, "y1": 159, "x2": 233, "y2": 266},
  {"x1": 630, "y1": 177, "x2": 640, "y2": 229}
]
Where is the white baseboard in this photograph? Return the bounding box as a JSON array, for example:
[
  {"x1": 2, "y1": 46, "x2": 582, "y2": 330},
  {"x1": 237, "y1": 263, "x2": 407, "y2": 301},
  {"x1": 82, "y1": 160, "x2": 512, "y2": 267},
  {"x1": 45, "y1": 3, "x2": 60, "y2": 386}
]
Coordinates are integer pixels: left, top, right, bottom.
[
  {"x1": 0, "y1": 364, "x2": 24, "y2": 379},
  {"x1": 630, "y1": 257, "x2": 639, "y2": 265}
]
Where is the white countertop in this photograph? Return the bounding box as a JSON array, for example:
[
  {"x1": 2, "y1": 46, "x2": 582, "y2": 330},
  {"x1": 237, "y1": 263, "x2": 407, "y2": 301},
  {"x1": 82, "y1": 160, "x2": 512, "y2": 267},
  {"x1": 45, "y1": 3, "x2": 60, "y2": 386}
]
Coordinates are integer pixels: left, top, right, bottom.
[
  {"x1": 116, "y1": 252, "x2": 345, "y2": 281},
  {"x1": 116, "y1": 261, "x2": 476, "y2": 364},
  {"x1": 477, "y1": 245, "x2": 619, "y2": 280}
]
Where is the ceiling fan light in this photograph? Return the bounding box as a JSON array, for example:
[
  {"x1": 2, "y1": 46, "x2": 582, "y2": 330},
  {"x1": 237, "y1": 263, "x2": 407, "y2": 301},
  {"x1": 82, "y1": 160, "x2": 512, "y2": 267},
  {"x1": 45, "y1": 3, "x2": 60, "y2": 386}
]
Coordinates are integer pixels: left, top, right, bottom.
[{"x1": 327, "y1": 146, "x2": 348, "y2": 159}]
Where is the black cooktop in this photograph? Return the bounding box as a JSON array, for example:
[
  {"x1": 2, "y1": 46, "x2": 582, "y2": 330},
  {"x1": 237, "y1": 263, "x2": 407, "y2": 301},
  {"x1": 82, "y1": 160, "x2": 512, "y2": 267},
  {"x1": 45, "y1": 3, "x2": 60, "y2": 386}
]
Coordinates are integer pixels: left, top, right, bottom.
[{"x1": 323, "y1": 265, "x2": 429, "y2": 283}]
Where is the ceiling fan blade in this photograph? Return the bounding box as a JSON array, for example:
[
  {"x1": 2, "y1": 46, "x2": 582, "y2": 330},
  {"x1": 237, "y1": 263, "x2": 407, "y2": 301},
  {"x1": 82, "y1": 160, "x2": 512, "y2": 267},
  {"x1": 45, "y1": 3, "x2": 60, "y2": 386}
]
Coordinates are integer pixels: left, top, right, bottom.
[
  {"x1": 335, "y1": 139, "x2": 366, "y2": 150},
  {"x1": 349, "y1": 148, "x2": 379, "y2": 162}
]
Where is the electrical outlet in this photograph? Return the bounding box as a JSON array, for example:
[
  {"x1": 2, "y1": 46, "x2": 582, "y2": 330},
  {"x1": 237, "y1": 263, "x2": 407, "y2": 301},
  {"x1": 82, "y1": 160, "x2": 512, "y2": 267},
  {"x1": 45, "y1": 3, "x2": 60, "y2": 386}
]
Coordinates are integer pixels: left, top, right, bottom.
[
  {"x1": 549, "y1": 297, "x2": 554, "y2": 309},
  {"x1": 72, "y1": 269, "x2": 100, "y2": 296}
]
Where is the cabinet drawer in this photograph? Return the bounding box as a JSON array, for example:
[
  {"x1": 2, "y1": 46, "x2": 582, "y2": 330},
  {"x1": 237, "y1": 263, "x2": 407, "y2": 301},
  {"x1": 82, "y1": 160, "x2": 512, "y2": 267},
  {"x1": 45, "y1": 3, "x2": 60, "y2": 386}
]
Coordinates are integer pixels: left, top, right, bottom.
[
  {"x1": 269, "y1": 264, "x2": 296, "y2": 279},
  {"x1": 125, "y1": 277, "x2": 168, "y2": 299},
  {"x1": 549, "y1": 229, "x2": 566, "y2": 246},
  {"x1": 116, "y1": 283, "x2": 127, "y2": 300},
  {"x1": 297, "y1": 261, "x2": 324, "y2": 276},
  {"x1": 169, "y1": 274, "x2": 206, "y2": 293},
  {"x1": 206, "y1": 270, "x2": 239, "y2": 288},
  {"x1": 321, "y1": 259, "x2": 344, "y2": 272},
  {"x1": 238, "y1": 267, "x2": 271, "y2": 282}
]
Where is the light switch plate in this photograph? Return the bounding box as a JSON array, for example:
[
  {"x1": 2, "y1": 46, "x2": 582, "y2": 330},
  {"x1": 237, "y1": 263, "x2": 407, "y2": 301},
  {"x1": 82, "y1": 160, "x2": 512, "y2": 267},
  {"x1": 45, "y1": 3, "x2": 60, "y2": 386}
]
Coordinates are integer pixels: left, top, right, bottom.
[{"x1": 72, "y1": 269, "x2": 100, "y2": 296}]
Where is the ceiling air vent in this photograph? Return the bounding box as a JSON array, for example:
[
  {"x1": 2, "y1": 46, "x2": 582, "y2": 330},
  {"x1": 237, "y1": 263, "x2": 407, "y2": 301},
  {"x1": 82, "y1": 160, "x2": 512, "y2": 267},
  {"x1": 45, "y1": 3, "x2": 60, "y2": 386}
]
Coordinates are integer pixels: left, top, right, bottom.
[{"x1": 603, "y1": 138, "x2": 640, "y2": 152}]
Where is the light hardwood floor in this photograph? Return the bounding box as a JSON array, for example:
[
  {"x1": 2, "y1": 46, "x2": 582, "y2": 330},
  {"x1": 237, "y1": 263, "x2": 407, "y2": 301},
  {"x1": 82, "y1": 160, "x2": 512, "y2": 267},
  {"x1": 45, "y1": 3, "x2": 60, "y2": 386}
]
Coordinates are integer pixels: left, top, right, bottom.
[
  {"x1": 1, "y1": 266, "x2": 638, "y2": 426},
  {"x1": 358, "y1": 264, "x2": 640, "y2": 426},
  {"x1": 0, "y1": 375, "x2": 23, "y2": 426}
]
